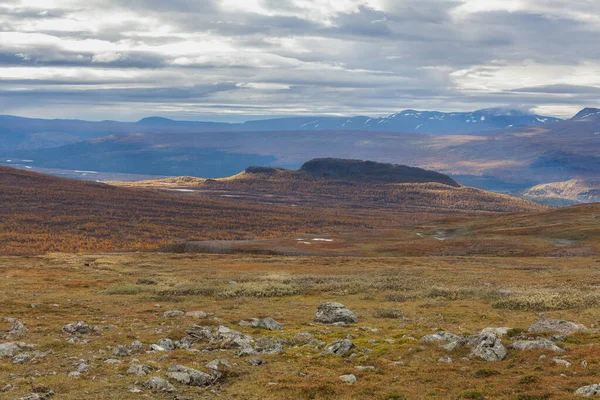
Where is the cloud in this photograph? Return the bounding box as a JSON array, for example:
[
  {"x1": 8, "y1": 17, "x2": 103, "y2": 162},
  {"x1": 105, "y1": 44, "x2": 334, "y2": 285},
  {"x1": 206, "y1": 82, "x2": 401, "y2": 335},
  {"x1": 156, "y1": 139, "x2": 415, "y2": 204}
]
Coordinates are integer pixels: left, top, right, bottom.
[{"x1": 0, "y1": 0, "x2": 599, "y2": 120}]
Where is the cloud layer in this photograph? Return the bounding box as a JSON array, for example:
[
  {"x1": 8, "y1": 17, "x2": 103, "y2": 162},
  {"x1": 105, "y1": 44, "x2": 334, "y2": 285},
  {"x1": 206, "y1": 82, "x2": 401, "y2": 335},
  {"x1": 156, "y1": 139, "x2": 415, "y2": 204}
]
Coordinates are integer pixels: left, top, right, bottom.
[{"x1": 1, "y1": 0, "x2": 599, "y2": 120}]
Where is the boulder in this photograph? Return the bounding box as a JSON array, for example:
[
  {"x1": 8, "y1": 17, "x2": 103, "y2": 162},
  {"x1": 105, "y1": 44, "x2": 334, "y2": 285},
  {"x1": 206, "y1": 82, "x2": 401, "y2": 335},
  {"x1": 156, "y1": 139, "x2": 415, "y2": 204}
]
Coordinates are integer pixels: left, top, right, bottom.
[
  {"x1": 468, "y1": 333, "x2": 507, "y2": 362},
  {"x1": 185, "y1": 311, "x2": 209, "y2": 319},
  {"x1": 156, "y1": 338, "x2": 175, "y2": 351},
  {"x1": 243, "y1": 317, "x2": 283, "y2": 331},
  {"x1": 62, "y1": 321, "x2": 90, "y2": 335},
  {"x1": 420, "y1": 331, "x2": 460, "y2": 344},
  {"x1": 575, "y1": 384, "x2": 600, "y2": 396},
  {"x1": 188, "y1": 325, "x2": 214, "y2": 342},
  {"x1": 315, "y1": 302, "x2": 358, "y2": 324},
  {"x1": 0, "y1": 342, "x2": 32, "y2": 357},
  {"x1": 163, "y1": 310, "x2": 185, "y2": 318},
  {"x1": 205, "y1": 359, "x2": 232, "y2": 379},
  {"x1": 339, "y1": 374, "x2": 357, "y2": 384},
  {"x1": 4, "y1": 320, "x2": 28, "y2": 339},
  {"x1": 128, "y1": 340, "x2": 145, "y2": 352},
  {"x1": 143, "y1": 377, "x2": 176, "y2": 393},
  {"x1": 511, "y1": 338, "x2": 564, "y2": 352},
  {"x1": 113, "y1": 345, "x2": 131, "y2": 357},
  {"x1": 528, "y1": 319, "x2": 587, "y2": 335},
  {"x1": 166, "y1": 365, "x2": 214, "y2": 386},
  {"x1": 323, "y1": 339, "x2": 357, "y2": 356},
  {"x1": 254, "y1": 336, "x2": 285, "y2": 355},
  {"x1": 481, "y1": 327, "x2": 511, "y2": 337},
  {"x1": 127, "y1": 364, "x2": 152, "y2": 376},
  {"x1": 18, "y1": 391, "x2": 55, "y2": 400}
]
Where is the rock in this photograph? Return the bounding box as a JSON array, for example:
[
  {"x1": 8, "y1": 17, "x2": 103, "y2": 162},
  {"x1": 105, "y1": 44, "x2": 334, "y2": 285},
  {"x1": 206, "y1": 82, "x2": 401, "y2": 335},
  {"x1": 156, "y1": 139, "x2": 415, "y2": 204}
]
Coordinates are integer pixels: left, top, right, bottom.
[
  {"x1": 244, "y1": 317, "x2": 283, "y2": 331},
  {"x1": 292, "y1": 332, "x2": 316, "y2": 346},
  {"x1": 323, "y1": 339, "x2": 357, "y2": 356},
  {"x1": 166, "y1": 365, "x2": 214, "y2": 386},
  {"x1": 19, "y1": 391, "x2": 55, "y2": 400},
  {"x1": 438, "y1": 356, "x2": 453, "y2": 363},
  {"x1": 468, "y1": 333, "x2": 507, "y2": 362},
  {"x1": 254, "y1": 336, "x2": 285, "y2": 355},
  {"x1": 30, "y1": 303, "x2": 43, "y2": 308},
  {"x1": 0, "y1": 342, "x2": 32, "y2": 357},
  {"x1": 5, "y1": 320, "x2": 28, "y2": 339},
  {"x1": 68, "y1": 371, "x2": 81, "y2": 379},
  {"x1": 127, "y1": 364, "x2": 152, "y2": 376},
  {"x1": 128, "y1": 340, "x2": 145, "y2": 352},
  {"x1": 420, "y1": 331, "x2": 460, "y2": 344},
  {"x1": 315, "y1": 302, "x2": 358, "y2": 324},
  {"x1": 481, "y1": 327, "x2": 511, "y2": 337},
  {"x1": 150, "y1": 344, "x2": 167, "y2": 352},
  {"x1": 339, "y1": 374, "x2": 357, "y2": 384},
  {"x1": 554, "y1": 358, "x2": 572, "y2": 367},
  {"x1": 528, "y1": 319, "x2": 587, "y2": 335},
  {"x1": 575, "y1": 384, "x2": 600, "y2": 396},
  {"x1": 163, "y1": 310, "x2": 185, "y2": 318},
  {"x1": 156, "y1": 338, "x2": 175, "y2": 351},
  {"x1": 62, "y1": 321, "x2": 90, "y2": 335},
  {"x1": 76, "y1": 363, "x2": 90, "y2": 373},
  {"x1": 143, "y1": 377, "x2": 177, "y2": 393},
  {"x1": 13, "y1": 352, "x2": 33, "y2": 364},
  {"x1": 188, "y1": 325, "x2": 214, "y2": 342},
  {"x1": 215, "y1": 326, "x2": 254, "y2": 351},
  {"x1": 185, "y1": 311, "x2": 209, "y2": 319},
  {"x1": 177, "y1": 337, "x2": 193, "y2": 350},
  {"x1": 355, "y1": 365, "x2": 375, "y2": 370},
  {"x1": 248, "y1": 358, "x2": 267, "y2": 366},
  {"x1": 205, "y1": 359, "x2": 232, "y2": 379},
  {"x1": 104, "y1": 358, "x2": 123, "y2": 364},
  {"x1": 113, "y1": 345, "x2": 131, "y2": 357},
  {"x1": 511, "y1": 339, "x2": 564, "y2": 352}
]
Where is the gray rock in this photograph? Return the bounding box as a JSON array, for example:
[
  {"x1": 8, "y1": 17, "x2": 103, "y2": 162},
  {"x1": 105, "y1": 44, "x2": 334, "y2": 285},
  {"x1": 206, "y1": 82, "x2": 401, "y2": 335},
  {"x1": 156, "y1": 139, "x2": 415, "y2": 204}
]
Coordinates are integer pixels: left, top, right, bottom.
[
  {"x1": 254, "y1": 336, "x2": 285, "y2": 355},
  {"x1": 5, "y1": 320, "x2": 28, "y2": 339},
  {"x1": 575, "y1": 384, "x2": 600, "y2": 396},
  {"x1": 150, "y1": 344, "x2": 167, "y2": 352},
  {"x1": 19, "y1": 391, "x2": 55, "y2": 400},
  {"x1": 554, "y1": 358, "x2": 572, "y2": 367},
  {"x1": 315, "y1": 302, "x2": 358, "y2": 324},
  {"x1": 188, "y1": 325, "x2": 214, "y2": 342},
  {"x1": 355, "y1": 365, "x2": 375, "y2": 371},
  {"x1": 438, "y1": 356, "x2": 453, "y2": 363},
  {"x1": 205, "y1": 359, "x2": 232, "y2": 379},
  {"x1": 113, "y1": 345, "x2": 131, "y2": 357},
  {"x1": 143, "y1": 377, "x2": 177, "y2": 392},
  {"x1": 248, "y1": 358, "x2": 267, "y2": 366},
  {"x1": 246, "y1": 317, "x2": 283, "y2": 331},
  {"x1": 339, "y1": 374, "x2": 357, "y2": 384},
  {"x1": 177, "y1": 337, "x2": 194, "y2": 350},
  {"x1": 68, "y1": 371, "x2": 81, "y2": 379},
  {"x1": 30, "y1": 303, "x2": 43, "y2": 308},
  {"x1": 76, "y1": 363, "x2": 90, "y2": 373},
  {"x1": 323, "y1": 339, "x2": 357, "y2": 356},
  {"x1": 128, "y1": 340, "x2": 145, "y2": 352},
  {"x1": 166, "y1": 365, "x2": 214, "y2": 386},
  {"x1": 185, "y1": 310, "x2": 209, "y2": 319},
  {"x1": 420, "y1": 331, "x2": 460, "y2": 344},
  {"x1": 468, "y1": 333, "x2": 507, "y2": 362},
  {"x1": 0, "y1": 342, "x2": 32, "y2": 357},
  {"x1": 156, "y1": 338, "x2": 175, "y2": 351},
  {"x1": 481, "y1": 327, "x2": 511, "y2": 337},
  {"x1": 215, "y1": 326, "x2": 254, "y2": 350},
  {"x1": 511, "y1": 338, "x2": 564, "y2": 352},
  {"x1": 62, "y1": 321, "x2": 90, "y2": 335},
  {"x1": 104, "y1": 358, "x2": 123, "y2": 364},
  {"x1": 528, "y1": 319, "x2": 587, "y2": 335},
  {"x1": 163, "y1": 310, "x2": 185, "y2": 318},
  {"x1": 127, "y1": 364, "x2": 152, "y2": 376},
  {"x1": 12, "y1": 352, "x2": 33, "y2": 364}
]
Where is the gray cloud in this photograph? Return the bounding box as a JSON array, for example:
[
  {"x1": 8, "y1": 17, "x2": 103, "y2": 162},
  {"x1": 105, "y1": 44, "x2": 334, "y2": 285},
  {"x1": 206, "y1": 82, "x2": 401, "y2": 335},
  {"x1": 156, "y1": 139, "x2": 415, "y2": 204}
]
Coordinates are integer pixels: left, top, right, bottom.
[{"x1": 0, "y1": 0, "x2": 598, "y2": 120}]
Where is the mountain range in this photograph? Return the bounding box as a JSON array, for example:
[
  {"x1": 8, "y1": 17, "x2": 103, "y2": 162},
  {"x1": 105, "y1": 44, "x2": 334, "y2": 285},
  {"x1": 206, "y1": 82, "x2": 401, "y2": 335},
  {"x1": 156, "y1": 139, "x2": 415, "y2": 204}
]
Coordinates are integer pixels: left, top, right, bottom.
[{"x1": 0, "y1": 108, "x2": 562, "y2": 151}]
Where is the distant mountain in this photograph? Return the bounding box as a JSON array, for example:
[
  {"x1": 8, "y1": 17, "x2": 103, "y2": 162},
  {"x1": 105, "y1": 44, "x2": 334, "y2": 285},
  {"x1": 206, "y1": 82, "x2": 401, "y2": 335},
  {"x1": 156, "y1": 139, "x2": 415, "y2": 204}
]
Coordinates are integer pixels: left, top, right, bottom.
[
  {"x1": 241, "y1": 108, "x2": 562, "y2": 134},
  {"x1": 0, "y1": 108, "x2": 563, "y2": 151},
  {"x1": 571, "y1": 108, "x2": 600, "y2": 122},
  {"x1": 522, "y1": 178, "x2": 600, "y2": 205}
]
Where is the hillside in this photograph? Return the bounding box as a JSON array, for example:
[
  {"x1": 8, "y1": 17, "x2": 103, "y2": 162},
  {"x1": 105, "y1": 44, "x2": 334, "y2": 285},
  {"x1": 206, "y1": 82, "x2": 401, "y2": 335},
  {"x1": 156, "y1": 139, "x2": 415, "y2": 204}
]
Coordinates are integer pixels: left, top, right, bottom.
[
  {"x1": 0, "y1": 161, "x2": 544, "y2": 255},
  {"x1": 117, "y1": 158, "x2": 544, "y2": 214},
  {"x1": 522, "y1": 179, "x2": 600, "y2": 205}
]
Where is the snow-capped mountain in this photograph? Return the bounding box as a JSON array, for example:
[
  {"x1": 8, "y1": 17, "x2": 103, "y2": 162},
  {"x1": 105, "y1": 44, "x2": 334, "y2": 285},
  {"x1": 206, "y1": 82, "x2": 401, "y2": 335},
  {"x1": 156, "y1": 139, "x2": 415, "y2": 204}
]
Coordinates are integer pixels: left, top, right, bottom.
[
  {"x1": 241, "y1": 108, "x2": 562, "y2": 134},
  {"x1": 571, "y1": 108, "x2": 600, "y2": 122}
]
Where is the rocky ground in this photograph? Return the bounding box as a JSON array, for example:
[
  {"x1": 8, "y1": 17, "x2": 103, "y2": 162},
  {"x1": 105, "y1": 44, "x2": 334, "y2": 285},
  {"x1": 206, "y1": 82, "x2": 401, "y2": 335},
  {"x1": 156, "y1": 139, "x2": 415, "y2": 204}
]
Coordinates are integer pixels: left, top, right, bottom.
[{"x1": 2, "y1": 253, "x2": 600, "y2": 399}]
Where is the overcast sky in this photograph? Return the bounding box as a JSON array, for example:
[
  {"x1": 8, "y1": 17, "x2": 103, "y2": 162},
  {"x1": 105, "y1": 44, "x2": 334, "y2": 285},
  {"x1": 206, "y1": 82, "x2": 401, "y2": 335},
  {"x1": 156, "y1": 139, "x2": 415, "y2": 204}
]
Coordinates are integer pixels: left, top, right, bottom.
[{"x1": 1, "y1": 0, "x2": 599, "y2": 121}]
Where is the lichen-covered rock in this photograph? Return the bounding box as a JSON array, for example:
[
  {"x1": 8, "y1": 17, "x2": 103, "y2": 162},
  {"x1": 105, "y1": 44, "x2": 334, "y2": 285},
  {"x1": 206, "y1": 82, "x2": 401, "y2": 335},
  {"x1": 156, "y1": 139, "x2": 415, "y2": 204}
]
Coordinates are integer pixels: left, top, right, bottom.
[
  {"x1": 156, "y1": 338, "x2": 175, "y2": 351},
  {"x1": 113, "y1": 345, "x2": 131, "y2": 357},
  {"x1": 143, "y1": 377, "x2": 176, "y2": 393},
  {"x1": 339, "y1": 374, "x2": 357, "y2": 384},
  {"x1": 185, "y1": 310, "x2": 209, "y2": 319},
  {"x1": 188, "y1": 325, "x2": 214, "y2": 342},
  {"x1": 528, "y1": 319, "x2": 587, "y2": 335},
  {"x1": 323, "y1": 339, "x2": 357, "y2": 356},
  {"x1": 127, "y1": 364, "x2": 152, "y2": 376},
  {"x1": 242, "y1": 317, "x2": 283, "y2": 331},
  {"x1": 254, "y1": 336, "x2": 285, "y2": 355},
  {"x1": 163, "y1": 310, "x2": 185, "y2": 318},
  {"x1": 128, "y1": 340, "x2": 145, "y2": 352},
  {"x1": 468, "y1": 333, "x2": 507, "y2": 362},
  {"x1": 205, "y1": 359, "x2": 232, "y2": 379},
  {"x1": 575, "y1": 384, "x2": 600, "y2": 396},
  {"x1": 315, "y1": 302, "x2": 358, "y2": 324},
  {"x1": 62, "y1": 321, "x2": 90, "y2": 335},
  {"x1": 511, "y1": 338, "x2": 564, "y2": 352},
  {"x1": 4, "y1": 319, "x2": 28, "y2": 339},
  {"x1": 0, "y1": 342, "x2": 33, "y2": 357},
  {"x1": 420, "y1": 331, "x2": 460, "y2": 344},
  {"x1": 166, "y1": 365, "x2": 214, "y2": 386},
  {"x1": 18, "y1": 390, "x2": 55, "y2": 400},
  {"x1": 481, "y1": 327, "x2": 511, "y2": 337}
]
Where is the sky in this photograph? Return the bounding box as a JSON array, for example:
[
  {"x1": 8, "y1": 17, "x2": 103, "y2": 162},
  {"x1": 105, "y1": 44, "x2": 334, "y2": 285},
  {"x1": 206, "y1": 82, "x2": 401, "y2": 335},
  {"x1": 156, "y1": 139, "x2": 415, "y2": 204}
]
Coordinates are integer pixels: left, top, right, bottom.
[{"x1": 1, "y1": 0, "x2": 600, "y2": 121}]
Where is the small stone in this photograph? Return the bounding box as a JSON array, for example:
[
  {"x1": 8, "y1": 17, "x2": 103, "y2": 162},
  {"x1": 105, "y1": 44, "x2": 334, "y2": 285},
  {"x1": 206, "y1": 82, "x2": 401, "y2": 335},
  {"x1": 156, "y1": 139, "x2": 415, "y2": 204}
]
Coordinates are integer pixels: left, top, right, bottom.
[
  {"x1": 185, "y1": 311, "x2": 209, "y2": 319},
  {"x1": 166, "y1": 365, "x2": 214, "y2": 386},
  {"x1": 575, "y1": 384, "x2": 600, "y2": 396},
  {"x1": 113, "y1": 345, "x2": 131, "y2": 357},
  {"x1": 554, "y1": 358, "x2": 572, "y2": 368},
  {"x1": 248, "y1": 358, "x2": 267, "y2": 366},
  {"x1": 339, "y1": 374, "x2": 357, "y2": 384},
  {"x1": 355, "y1": 366, "x2": 375, "y2": 371},
  {"x1": 104, "y1": 358, "x2": 123, "y2": 364},
  {"x1": 143, "y1": 377, "x2": 176, "y2": 393},
  {"x1": 127, "y1": 364, "x2": 152, "y2": 376},
  {"x1": 323, "y1": 339, "x2": 356, "y2": 357},
  {"x1": 129, "y1": 340, "x2": 145, "y2": 352},
  {"x1": 528, "y1": 319, "x2": 587, "y2": 335},
  {"x1": 438, "y1": 356, "x2": 453, "y2": 363},
  {"x1": 315, "y1": 302, "x2": 358, "y2": 324},
  {"x1": 62, "y1": 321, "x2": 90, "y2": 335},
  {"x1": 205, "y1": 359, "x2": 232, "y2": 379},
  {"x1": 156, "y1": 338, "x2": 175, "y2": 351},
  {"x1": 68, "y1": 371, "x2": 81, "y2": 379},
  {"x1": 13, "y1": 352, "x2": 33, "y2": 364},
  {"x1": 163, "y1": 310, "x2": 185, "y2": 318}
]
